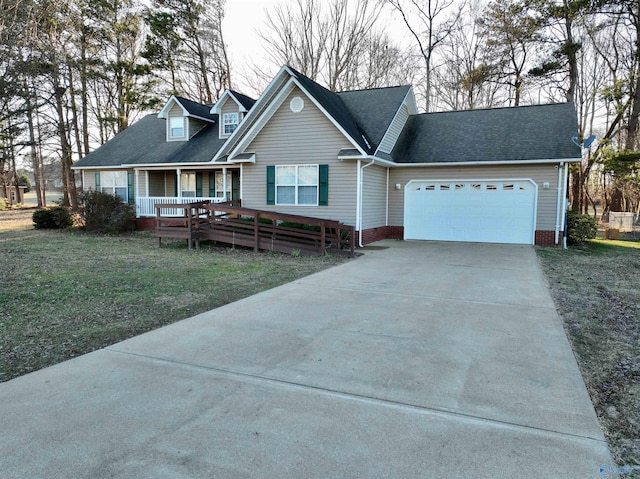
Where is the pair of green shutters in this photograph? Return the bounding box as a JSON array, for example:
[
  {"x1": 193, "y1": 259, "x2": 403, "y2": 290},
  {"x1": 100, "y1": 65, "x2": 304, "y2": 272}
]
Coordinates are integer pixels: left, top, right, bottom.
[
  {"x1": 266, "y1": 165, "x2": 329, "y2": 206},
  {"x1": 94, "y1": 171, "x2": 135, "y2": 204}
]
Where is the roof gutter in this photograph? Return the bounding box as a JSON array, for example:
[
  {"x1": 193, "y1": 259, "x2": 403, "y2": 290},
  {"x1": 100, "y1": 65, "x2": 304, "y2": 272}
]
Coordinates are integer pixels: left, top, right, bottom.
[{"x1": 338, "y1": 156, "x2": 582, "y2": 167}]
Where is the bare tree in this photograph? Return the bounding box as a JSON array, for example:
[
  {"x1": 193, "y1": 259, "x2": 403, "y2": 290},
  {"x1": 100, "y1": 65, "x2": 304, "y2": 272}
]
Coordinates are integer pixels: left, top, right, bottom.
[
  {"x1": 257, "y1": 0, "x2": 409, "y2": 91},
  {"x1": 384, "y1": 0, "x2": 463, "y2": 111}
]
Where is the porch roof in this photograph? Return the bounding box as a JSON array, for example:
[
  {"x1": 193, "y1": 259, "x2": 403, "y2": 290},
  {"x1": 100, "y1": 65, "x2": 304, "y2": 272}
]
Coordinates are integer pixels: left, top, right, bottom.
[{"x1": 73, "y1": 115, "x2": 225, "y2": 168}]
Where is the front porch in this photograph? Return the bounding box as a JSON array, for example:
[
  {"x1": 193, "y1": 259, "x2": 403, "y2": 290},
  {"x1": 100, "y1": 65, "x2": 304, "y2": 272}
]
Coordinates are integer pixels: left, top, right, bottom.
[{"x1": 134, "y1": 167, "x2": 241, "y2": 217}]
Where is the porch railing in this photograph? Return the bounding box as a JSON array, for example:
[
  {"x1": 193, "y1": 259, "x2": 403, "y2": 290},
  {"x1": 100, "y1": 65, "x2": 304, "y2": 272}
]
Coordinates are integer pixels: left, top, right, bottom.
[{"x1": 137, "y1": 196, "x2": 227, "y2": 217}]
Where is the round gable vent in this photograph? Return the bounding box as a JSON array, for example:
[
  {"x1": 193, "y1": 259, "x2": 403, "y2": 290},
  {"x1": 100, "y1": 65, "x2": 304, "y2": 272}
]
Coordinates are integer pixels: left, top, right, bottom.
[{"x1": 290, "y1": 96, "x2": 304, "y2": 113}]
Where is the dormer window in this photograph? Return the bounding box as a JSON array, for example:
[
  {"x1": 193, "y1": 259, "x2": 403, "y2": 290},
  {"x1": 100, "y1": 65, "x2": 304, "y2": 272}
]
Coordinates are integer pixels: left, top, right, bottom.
[
  {"x1": 169, "y1": 117, "x2": 185, "y2": 138},
  {"x1": 223, "y1": 112, "x2": 239, "y2": 135}
]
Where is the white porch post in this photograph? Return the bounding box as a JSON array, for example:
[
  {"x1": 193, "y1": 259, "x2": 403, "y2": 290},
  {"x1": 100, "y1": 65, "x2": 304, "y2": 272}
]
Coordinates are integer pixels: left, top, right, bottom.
[
  {"x1": 145, "y1": 171, "x2": 149, "y2": 197},
  {"x1": 177, "y1": 168, "x2": 182, "y2": 198},
  {"x1": 222, "y1": 167, "x2": 227, "y2": 200}
]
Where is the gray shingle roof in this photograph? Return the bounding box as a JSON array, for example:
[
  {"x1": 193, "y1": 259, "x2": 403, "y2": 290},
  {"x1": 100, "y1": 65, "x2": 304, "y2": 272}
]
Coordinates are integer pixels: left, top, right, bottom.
[
  {"x1": 229, "y1": 90, "x2": 256, "y2": 111},
  {"x1": 337, "y1": 85, "x2": 411, "y2": 151},
  {"x1": 392, "y1": 103, "x2": 581, "y2": 163},
  {"x1": 174, "y1": 96, "x2": 217, "y2": 122},
  {"x1": 73, "y1": 114, "x2": 225, "y2": 168}
]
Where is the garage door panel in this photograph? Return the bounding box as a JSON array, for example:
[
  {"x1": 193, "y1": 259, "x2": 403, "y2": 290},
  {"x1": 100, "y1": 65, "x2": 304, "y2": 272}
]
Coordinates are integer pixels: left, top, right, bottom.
[{"x1": 404, "y1": 179, "x2": 536, "y2": 245}]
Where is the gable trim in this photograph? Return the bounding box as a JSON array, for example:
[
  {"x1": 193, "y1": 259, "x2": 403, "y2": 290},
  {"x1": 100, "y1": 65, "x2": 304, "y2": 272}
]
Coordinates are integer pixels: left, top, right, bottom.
[
  {"x1": 211, "y1": 90, "x2": 249, "y2": 114},
  {"x1": 225, "y1": 76, "x2": 366, "y2": 161}
]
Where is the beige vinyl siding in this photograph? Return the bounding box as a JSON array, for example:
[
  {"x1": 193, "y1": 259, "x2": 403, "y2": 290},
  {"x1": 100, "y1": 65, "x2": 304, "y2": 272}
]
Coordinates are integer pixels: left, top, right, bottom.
[
  {"x1": 187, "y1": 118, "x2": 207, "y2": 138},
  {"x1": 362, "y1": 165, "x2": 388, "y2": 229},
  {"x1": 83, "y1": 171, "x2": 96, "y2": 190},
  {"x1": 389, "y1": 164, "x2": 561, "y2": 230},
  {"x1": 148, "y1": 171, "x2": 167, "y2": 196},
  {"x1": 241, "y1": 86, "x2": 358, "y2": 225},
  {"x1": 168, "y1": 103, "x2": 186, "y2": 141},
  {"x1": 378, "y1": 104, "x2": 409, "y2": 155}
]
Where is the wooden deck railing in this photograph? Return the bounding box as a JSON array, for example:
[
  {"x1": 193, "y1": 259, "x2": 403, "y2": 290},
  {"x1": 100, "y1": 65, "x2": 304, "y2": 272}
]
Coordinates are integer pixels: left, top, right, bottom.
[{"x1": 154, "y1": 200, "x2": 355, "y2": 257}]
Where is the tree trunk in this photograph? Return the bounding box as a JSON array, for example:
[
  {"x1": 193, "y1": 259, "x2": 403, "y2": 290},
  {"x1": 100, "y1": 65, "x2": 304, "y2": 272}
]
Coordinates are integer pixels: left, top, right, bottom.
[
  {"x1": 25, "y1": 83, "x2": 45, "y2": 208},
  {"x1": 53, "y1": 79, "x2": 77, "y2": 209}
]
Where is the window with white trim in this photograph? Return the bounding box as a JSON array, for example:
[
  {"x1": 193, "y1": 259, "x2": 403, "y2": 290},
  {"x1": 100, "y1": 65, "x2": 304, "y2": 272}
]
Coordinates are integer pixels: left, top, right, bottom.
[
  {"x1": 222, "y1": 112, "x2": 239, "y2": 135},
  {"x1": 276, "y1": 165, "x2": 318, "y2": 205},
  {"x1": 181, "y1": 172, "x2": 196, "y2": 197},
  {"x1": 169, "y1": 116, "x2": 185, "y2": 138},
  {"x1": 101, "y1": 171, "x2": 128, "y2": 202},
  {"x1": 214, "y1": 170, "x2": 232, "y2": 199}
]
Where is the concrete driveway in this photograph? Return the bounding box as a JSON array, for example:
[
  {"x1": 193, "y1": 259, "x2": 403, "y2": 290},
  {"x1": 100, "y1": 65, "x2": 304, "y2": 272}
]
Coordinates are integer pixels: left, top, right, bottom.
[{"x1": 0, "y1": 241, "x2": 613, "y2": 478}]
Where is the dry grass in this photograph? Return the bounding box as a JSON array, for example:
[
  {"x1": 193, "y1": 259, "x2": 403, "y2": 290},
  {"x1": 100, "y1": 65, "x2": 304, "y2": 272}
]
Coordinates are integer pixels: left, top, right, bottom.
[
  {"x1": 537, "y1": 241, "x2": 640, "y2": 473},
  {"x1": 0, "y1": 209, "x2": 347, "y2": 383}
]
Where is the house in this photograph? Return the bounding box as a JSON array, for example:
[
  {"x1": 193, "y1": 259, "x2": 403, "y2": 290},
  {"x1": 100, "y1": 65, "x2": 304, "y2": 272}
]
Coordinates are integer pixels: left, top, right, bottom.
[{"x1": 72, "y1": 65, "x2": 581, "y2": 246}]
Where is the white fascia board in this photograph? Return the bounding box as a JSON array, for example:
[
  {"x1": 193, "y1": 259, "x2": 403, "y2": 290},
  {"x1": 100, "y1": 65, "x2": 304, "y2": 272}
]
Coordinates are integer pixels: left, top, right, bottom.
[
  {"x1": 337, "y1": 154, "x2": 396, "y2": 167},
  {"x1": 391, "y1": 158, "x2": 583, "y2": 167},
  {"x1": 186, "y1": 113, "x2": 216, "y2": 124},
  {"x1": 373, "y1": 88, "x2": 415, "y2": 158},
  {"x1": 122, "y1": 162, "x2": 221, "y2": 169},
  {"x1": 71, "y1": 164, "x2": 128, "y2": 170},
  {"x1": 157, "y1": 95, "x2": 187, "y2": 119}
]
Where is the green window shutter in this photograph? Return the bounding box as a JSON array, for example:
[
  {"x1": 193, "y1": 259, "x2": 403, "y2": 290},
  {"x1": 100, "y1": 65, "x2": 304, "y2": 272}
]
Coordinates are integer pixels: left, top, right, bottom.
[
  {"x1": 196, "y1": 172, "x2": 203, "y2": 197},
  {"x1": 95, "y1": 172, "x2": 101, "y2": 191},
  {"x1": 127, "y1": 171, "x2": 134, "y2": 204},
  {"x1": 266, "y1": 165, "x2": 275, "y2": 205},
  {"x1": 232, "y1": 170, "x2": 240, "y2": 201},
  {"x1": 319, "y1": 164, "x2": 329, "y2": 206},
  {"x1": 208, "y1": 172, "x2": 216, "y2": 197}
]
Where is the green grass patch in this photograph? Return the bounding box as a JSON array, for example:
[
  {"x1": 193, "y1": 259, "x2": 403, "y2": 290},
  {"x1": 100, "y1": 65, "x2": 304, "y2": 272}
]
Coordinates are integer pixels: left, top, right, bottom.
[
  {"x1": 536, "y1": 242, "x2": 640, "y2": 470},
  {"x1": 0, "y1": 216, "x2": 347, "y2": 383}
]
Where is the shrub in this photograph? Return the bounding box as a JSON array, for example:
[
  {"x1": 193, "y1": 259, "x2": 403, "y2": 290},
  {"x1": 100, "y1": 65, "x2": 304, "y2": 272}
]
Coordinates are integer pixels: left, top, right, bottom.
[
  {"x1": 18, "y1": 174, "x2": 31, "y2": 193},
  {"x1": 32, "y1": 206, "x2": 73, "y2": 229},
  {"x1": 566, "y1": 210, "x2": 597, "y2": 244},
  {"x1": 0, "y1": 198, "x2": 8, "y2": 211},
  {"x1": 80, "y1": 190, "x2": 136, "y2": 234}
]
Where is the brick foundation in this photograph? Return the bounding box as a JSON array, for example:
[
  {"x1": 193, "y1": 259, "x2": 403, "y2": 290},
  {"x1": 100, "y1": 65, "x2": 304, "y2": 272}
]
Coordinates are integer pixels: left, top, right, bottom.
[
  {"x1": 535, "y1": 230, "x2": 562, "y2": 247},
  {"x1": 136, "y1": 217, "x2": 155, "y2": 231},
  {"x1": 358, "y1": 226, "x2": 404, "y2": 245},
  {"x1": 358, "y1": 227, "x2": 562, "y2": 246}
]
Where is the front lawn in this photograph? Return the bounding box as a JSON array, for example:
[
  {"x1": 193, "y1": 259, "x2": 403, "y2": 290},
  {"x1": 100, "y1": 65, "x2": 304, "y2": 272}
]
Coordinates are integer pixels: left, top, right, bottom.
[
  {"x1": 0, "y1": 210, "x2": 346, "y2": 382},
  {"x1": 537, "y1": 240, "x2": 640, "y2": 472}
]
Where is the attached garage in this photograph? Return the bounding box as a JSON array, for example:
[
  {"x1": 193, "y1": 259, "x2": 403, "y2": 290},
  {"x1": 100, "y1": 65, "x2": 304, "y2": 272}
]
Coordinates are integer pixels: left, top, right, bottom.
[{"x1": 404, "y1": 179, "x2": 537, "y2": 245}]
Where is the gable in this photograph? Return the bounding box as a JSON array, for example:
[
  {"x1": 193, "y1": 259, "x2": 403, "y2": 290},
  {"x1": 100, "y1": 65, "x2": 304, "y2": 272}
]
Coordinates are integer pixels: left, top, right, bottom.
[{"x1": 245, "y1": 86, "x2": 354, "y2": 158}]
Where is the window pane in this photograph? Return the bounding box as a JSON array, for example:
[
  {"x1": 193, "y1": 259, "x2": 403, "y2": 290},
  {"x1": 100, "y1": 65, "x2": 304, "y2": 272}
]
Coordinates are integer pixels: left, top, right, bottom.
[
  {"x1": 102, "y1": 171, "x2": 115, "y2": 187},
  {"x1": 170, "y1": 117, "x2": 184, "y2": 137},
  {"x1": 181, "y1": 172, "x2": 195, "y2": 191},
  {"x1": 298, "y1": 186, "x2": 317, "y2": 205},
  {"x1": 181, "y1": 191, "x2": 195, "y2": 198},
  {"x1": 223, "y1": 113, "x2": 238, "y2": 135},
  {"x1": 277, "y1": 186, "x2": 295, "y2": 204},
  {"x1": 276, "y1": 166, "x2": 296, "y2": 185},
  {"x1": 298, "y1": 166, "x2": 318, "y2": 186},
  {"x1": 115, "y1": 187, "x2": 127, "y2": 202},
  {"x1": 114, "y1": 171, "x2": 128, "y2": 187}
]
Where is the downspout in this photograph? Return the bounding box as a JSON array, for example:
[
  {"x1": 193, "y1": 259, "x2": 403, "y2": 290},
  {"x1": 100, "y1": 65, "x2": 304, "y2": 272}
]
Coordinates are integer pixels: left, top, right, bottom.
[
  {"x1": 385, "y1": 167, "x2": 390, "y2": 227},
  {"x1": 562, "y1": 162, "x2": 569, "y2": 249},
  {"x1": 358, "y1": 159, "x2": 375, "y2": 247},
  {"x1": 554, "y1": 163, "x2": 564, "y2": 245},
  {"x1": 355, "y1": 160, "x2": 361, "y2": 245}
]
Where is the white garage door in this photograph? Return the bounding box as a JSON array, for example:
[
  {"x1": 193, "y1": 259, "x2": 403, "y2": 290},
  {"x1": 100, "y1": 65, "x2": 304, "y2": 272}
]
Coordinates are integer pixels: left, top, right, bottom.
[{"x1": 404, "y1": 179, "x2": 537, "y2": 244}]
